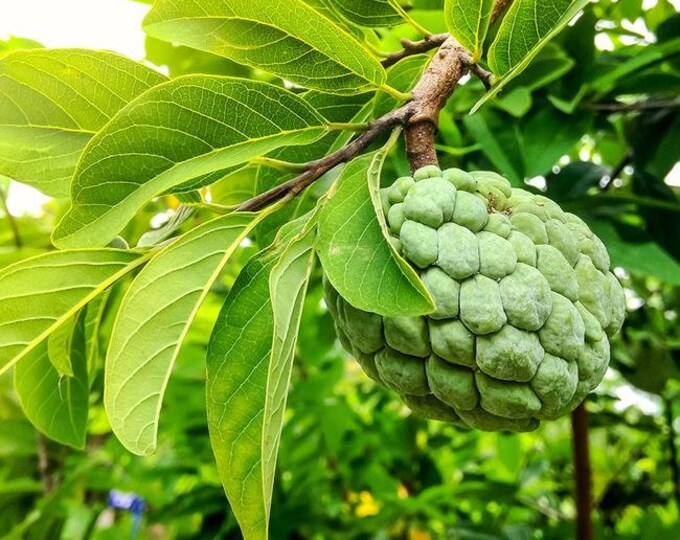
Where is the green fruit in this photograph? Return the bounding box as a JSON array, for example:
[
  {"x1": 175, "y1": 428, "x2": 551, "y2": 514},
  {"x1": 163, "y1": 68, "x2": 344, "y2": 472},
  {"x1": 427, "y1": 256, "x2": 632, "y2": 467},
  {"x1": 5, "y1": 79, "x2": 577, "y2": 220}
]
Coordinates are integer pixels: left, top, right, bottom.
[{"x1": 324, "y1": 166, "x2": 625, "y2": 432}]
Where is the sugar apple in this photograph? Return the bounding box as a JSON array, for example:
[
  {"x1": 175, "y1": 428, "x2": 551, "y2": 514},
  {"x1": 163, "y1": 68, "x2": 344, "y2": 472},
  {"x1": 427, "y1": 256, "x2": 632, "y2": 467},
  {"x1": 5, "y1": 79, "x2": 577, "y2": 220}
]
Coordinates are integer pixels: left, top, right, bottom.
[{"x1": 324, "y1": 166, "x2": 625, "y2": 432}]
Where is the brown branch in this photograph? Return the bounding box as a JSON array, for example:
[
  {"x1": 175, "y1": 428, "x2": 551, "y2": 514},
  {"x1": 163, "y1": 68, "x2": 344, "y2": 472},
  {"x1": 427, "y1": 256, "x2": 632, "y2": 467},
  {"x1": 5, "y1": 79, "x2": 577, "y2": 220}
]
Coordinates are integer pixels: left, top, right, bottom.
[
  {"x1": 491, "y1": 0, "x2": 514, "y2": 24},
  {"x1": 237, "y1": 106, "x2": 412, "y2": 211},
  {"x1": 586, "y1": 99, "x2": 680, "y2": 112},
  {"x1": 571, "y1": 404, "x2": 594, "y2": 540},
  {"x1": 381, "y1": 33, "x2": 449, "y2": 68},
  {"x1": 405, "y1": 38, "x2": 471, "y2": 170},
  {"x1": 36, "y1": 433, "x2": 55, "y2": 494}
]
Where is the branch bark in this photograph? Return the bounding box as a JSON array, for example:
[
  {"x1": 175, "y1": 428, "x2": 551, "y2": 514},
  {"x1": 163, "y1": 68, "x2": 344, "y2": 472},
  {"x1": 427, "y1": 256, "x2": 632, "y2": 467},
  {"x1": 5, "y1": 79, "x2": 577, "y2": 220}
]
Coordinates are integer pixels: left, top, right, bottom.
[
  {"x1": 381, "y1": 33, "x2": 449, "y2": 68},
  {"x1": 405, "y1": 38, "x2": 471, "y2": 171},
  {"x1": 36, "y1": 433, "x2": 55, "y2": 494},
  {"x1": 237, "y1": 106, "x2": 411, "y2": 211},
  {"x1": 491, "y1": 0, "x2": 514, "y2": 23}
]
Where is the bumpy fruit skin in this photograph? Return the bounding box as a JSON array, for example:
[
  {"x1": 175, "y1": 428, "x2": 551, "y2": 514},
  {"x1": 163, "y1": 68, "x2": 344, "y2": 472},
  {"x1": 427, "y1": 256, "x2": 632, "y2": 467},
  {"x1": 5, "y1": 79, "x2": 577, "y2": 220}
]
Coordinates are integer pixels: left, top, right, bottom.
[{"x1": 324, "y1": 166, "x2": 625, "y2": 432}]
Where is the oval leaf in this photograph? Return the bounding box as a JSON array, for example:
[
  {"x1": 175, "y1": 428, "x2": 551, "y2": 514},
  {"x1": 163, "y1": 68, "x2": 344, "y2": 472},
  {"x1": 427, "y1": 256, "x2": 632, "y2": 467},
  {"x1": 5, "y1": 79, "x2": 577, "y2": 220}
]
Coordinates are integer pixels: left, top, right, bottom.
[
  {"x1": 317, "y1": 152, "x2": 434, "y2": 316},
  {"x1": 0, "y1": 249, "x2": 146, "y2": 376},
  {"x1": 53, "y1": 76, "x2": 328, "y2": 248},
  {"x1": 444, "y1": 0, "x2": 494, "y2": 61},
  {"x1": 0, "y1": 49, "x2": 166, "y2": 197},
  {"x1": 105, "y1": 212, "x2": 261, "y2": 455},
  {"x1": 144, "y1": 0, "x2": 387, "y2": 94},
  {"x1": 472, "y1": 0, "x2": 591, "y2": 112},
  {"x1": 14, "y1": 316, "x2": 88, "y2": 449},
  {"x1": 207, "y1": 220, "x2": 315, "y2": 540}
]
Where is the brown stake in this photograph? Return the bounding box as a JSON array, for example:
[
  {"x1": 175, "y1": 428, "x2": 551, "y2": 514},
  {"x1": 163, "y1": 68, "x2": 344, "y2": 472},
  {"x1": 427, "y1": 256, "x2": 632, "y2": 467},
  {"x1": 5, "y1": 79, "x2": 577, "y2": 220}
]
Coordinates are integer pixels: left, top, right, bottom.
[{"x1": 572, "y1": 403, "x2": 594, "y2": 540}]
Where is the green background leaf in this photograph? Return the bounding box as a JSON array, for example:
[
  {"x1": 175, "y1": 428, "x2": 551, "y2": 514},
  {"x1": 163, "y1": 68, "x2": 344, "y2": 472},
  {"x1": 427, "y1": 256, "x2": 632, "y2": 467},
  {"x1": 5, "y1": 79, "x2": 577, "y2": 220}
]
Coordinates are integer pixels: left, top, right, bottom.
[
  {"x1": 0, "y1": 49, "x2": 166, "y2": 197},
  {"x1": 53, "y1": 76, "x2": 327, "y2": 248},
  {"x1": 144, "y1": 0, "x2": 388, "y2": 94}
]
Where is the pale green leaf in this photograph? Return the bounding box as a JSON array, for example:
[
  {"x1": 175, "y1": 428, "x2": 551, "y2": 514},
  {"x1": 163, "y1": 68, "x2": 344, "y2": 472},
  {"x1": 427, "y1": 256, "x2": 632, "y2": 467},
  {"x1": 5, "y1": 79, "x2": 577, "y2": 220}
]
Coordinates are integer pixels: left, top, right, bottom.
[
  {"x1": 14, "y1": 316, "x2": 88, "y2": 449},
  {"x1": 317, "y1": 150, "x2": 434, "y2": 316},
  {"x1": 472, "y1": 0, "x2": 591, "y2": 113},
  {"x1": 106, "y1": 212, "x2": 261, "y2": 456},
  {"x1": 589, "y1": 37, "x2": 680, "y2": 96},
  {"x1": 207, "y1": 218, "x2": 315, "y2": 540},
  {"x1": 53, "y1": 76, "x2": 328, "y2": 249},
  {"x1": 47, "y1": 315, "x2": 78, "y2": 377},
  {"x1": 0, "y1": 49, "x2": 166, "y2": 197},
  {"x1": 144, "y1": 0, "x2": 388, "y2": 94},
  {"x1": 444, "y1": 0, "x2": 494, "y2": 61},
  {"x1": 326, "y1": 0, "x2": 403, "y2": 27},
  {"x1": 262, "y1": 222, "x2": 316, "y2": 511},
  {"x1": 84, "y1": 290, "x2": 111, "y2": 379},
  {"x1": 0, "y1": 249, "x2": 147, "y2": 376}
]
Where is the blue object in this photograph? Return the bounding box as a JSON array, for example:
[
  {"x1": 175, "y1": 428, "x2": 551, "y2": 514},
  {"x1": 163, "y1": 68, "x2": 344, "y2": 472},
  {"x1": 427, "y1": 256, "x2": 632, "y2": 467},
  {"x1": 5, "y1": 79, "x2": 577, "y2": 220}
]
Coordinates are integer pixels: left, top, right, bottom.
[{"x1": 107, "y1": 489, "x2": 146, "y2": 538}]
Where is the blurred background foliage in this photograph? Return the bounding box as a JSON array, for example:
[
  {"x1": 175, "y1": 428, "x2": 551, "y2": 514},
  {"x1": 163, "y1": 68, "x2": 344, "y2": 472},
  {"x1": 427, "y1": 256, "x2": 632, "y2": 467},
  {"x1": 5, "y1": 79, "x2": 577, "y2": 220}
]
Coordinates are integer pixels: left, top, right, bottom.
[{"x1": 1, "y1": 0, "x2": 679, "y2": 538}]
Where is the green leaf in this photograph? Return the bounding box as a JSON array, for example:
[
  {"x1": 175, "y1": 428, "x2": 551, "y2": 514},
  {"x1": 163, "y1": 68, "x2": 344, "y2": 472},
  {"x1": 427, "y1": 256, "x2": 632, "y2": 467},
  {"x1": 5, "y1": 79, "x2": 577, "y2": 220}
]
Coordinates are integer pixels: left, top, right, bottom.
[
  {"x1": 462, "y1": 111, "x2": 524, "y2": 184},
  {"x1": 144, "y1": 0, "x2": 388, "y2": 95},
  {"x1": 444, "y1": 0, "x2": 494, "y2": 61},
  {"x1": 521, "y1": 107, "x2": 591, "y2": 177},
  {"x1": 47, "y1": 315, "x2": 78, "y2": 377},
  {"x1": 105, "y1": 212, "x2": 262, "y2": 456},
  {"x1": 589, "y1": 37, "x2": 680, "y2": 96},
  {"x1": 53, "y1": 76, "x2": 328, "y2": 249},
  {"x1": 472, "y1": 0, "x2": 591, "y2": 113},
  {"x1": 207, "y1": 218, "x2": 315, "y2": 540},
  {"x1": 0, "y1": 49, "x2": 166, "y2": 197},
  {"x1": 589, "y1": 219, "x2": 680, "y2": 285},
  {"x1": 0, "y1": 249, "x2": 146, "y2": 376},
  {"x1": 317, "y1": 150, "x2": 434, "y2": 316},
  {"x1": 326, "y1": 0, "x2": 403, "y2": 27},
  {"x1": 84, "y1": 290, "x2": 111, "y2": 378},
  {"x1": 14, "y1": 315, "x2": 89, "y2": 449}
]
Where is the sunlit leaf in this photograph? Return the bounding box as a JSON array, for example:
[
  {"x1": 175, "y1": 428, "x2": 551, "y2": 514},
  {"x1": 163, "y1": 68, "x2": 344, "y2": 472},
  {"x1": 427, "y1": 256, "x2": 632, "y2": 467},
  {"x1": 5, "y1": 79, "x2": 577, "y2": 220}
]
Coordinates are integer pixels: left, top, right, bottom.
[
  {"x1": 53, "y1": 76, "x2": 327, "y2": 248},
  {"x1": 0, "y1": 49, "x2": 166, "y2": 197},
  {"x1": 317, "y1": 147, "x2": 434, "y2": 316},
  {"x1": 444, "y1": 0, "x2": 494, "y2": 61},
  {"x1": 207, "y1": 217, "x2": 315, "y2": 540},
  {"x1": 106, "y1": 212, "x2": 262, "y2": 455},
  {"x1": 472, "y1": 0, "x2": 591, "y2": 112},
  {"x1": 0, "y1": 249, "x2": 147, "y2": 376},
  {"x1": 144, "y1": 0, "x2": 389, "y2": 94}
]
